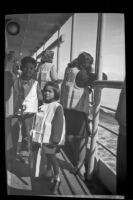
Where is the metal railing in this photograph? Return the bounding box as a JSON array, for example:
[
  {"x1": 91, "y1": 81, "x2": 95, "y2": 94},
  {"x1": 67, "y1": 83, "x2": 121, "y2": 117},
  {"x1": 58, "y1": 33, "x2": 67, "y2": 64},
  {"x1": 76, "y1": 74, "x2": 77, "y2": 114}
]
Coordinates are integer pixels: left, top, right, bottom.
[
  {"x1": 97, "y1": 106, "x2": 118, "y2": 158},
  {"x1": 91, "y1": 80, "x2": 123, "y2": 158}
]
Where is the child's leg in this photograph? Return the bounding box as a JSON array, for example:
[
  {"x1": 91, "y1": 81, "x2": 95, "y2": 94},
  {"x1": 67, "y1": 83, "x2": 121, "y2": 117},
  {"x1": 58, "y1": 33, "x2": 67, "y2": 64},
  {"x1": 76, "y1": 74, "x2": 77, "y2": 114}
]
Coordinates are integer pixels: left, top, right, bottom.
[
  {"x1": 50, "y1": 153, "x2": 60, "y2": 180},
  {"x1": 24, "y1": 114, "x2": 34, "y2": 153},
  {"x1": 71, "y1": 136, "x2": 88, "y2": 177},
  {"x1": 49, "y1": 151, "x2": 61, "y2": 194},
  {"x1": 46, "y1": 154, "x2": 53, "y2": 174},
  {"x1": 45, "y1": 146, "x2": 60, "y2": 180}
]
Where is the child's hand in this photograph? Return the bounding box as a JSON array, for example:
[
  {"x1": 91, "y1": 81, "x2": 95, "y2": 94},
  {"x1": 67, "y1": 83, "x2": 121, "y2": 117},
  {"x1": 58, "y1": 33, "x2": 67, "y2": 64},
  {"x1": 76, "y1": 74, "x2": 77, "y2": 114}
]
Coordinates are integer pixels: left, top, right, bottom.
[
  {"x1": 48, "y1": 141, "x2": 57, "y2": 147},
  {"x1": 38, "y1": 106, "x2": 43, "y2": 112}
]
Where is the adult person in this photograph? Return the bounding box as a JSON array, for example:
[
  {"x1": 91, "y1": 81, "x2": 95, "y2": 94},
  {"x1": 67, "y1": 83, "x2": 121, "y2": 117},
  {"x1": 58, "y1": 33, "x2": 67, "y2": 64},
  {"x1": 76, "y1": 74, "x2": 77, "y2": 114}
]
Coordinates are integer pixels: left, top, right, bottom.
[
  {"x1": 115, "y1": 79, "x2": 126, "y2": 196},
  {"x1": 38, "y1": 50, "x2": 58, "y2": 90},
  {"x1": 60, "y1": 52, "x2": 97, "y2": 178},
  {"x1": 5, "y1": 52, "x2": 15, "y2": 168},
  {"x1": 13, "y1": 56, "x2": 43, "y2": 161},
  {"x1": 5, "y1": 51, "x2": 18, "y2": 81},
  {"x1": 60, "y1": 52, "x2": 107, "y2": 179}
]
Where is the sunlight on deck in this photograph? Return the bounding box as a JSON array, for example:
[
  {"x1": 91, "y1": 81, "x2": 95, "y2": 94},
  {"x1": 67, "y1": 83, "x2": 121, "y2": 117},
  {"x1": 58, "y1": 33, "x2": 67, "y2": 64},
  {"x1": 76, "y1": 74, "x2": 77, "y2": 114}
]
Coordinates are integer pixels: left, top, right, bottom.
[{"x1": 7, "y1": 170, "x2": 32, "y2": 190}]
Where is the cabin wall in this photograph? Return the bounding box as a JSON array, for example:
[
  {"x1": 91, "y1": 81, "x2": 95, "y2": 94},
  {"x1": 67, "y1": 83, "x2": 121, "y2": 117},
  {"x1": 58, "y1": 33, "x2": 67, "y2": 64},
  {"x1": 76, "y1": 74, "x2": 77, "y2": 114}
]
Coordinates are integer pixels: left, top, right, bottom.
[
  {"x1": 35, "y1": 13, "x2": 99, "y2": 79},
  {"x1": 96, "y1": 159, "x2": 116, "y2": 194},
  {"x1": 35, "y1": 13, "x2": 125, "y2": 82}
]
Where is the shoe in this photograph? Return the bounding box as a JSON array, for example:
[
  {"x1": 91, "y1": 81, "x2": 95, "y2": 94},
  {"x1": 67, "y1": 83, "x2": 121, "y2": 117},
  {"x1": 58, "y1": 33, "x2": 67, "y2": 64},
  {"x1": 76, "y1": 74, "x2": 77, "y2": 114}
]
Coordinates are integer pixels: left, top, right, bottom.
[
  {"x1": 16, "y1": 155, "x2": 25, "y2": 163},
  {"x1": 50, "y1": 179, "x2": 61, "y2": 195},
  {"x1": 71, "y1": 167, "x2": 85, "y2": 181},
  {"x1": 71, "y1": 166, "x2": 80, "y2": 174}
]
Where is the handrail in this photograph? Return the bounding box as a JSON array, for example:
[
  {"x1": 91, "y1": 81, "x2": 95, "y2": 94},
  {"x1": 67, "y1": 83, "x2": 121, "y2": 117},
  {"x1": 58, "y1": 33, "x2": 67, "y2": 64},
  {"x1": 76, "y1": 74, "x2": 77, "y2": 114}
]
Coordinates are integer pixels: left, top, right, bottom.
[
  {"x1": 101, "y1": 105, "x2": 116, "y2": 112},
  {"x1": 96, "y1": 141, "x2": 117, "y2": 157},
  {"x1": 87, "y1": 80, "x2": 122, "y2": 177},
  {"x1": 98, "y1": 124, "x2": 118, "y2": 137},
  {"x1": 89, "y1": 105, "x2": 118, "y2": 157},
  {"x1": 92, "y1": 80, "x2": 123, "y2": 89}
]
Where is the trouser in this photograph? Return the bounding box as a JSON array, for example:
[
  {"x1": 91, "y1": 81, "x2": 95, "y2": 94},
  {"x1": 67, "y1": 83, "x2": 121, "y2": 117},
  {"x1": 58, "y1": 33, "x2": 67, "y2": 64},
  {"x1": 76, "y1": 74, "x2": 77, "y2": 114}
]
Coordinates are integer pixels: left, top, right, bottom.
[
  {"x1": 11, "y1": 118, "x2": 19, "y2": 156},
  {"x1": 42, "y1": 145, "x2": 59, "y2": 177},
  {"x1": 5, "y1": 117, "x2": 15, "y2": 167},
  {"x1": 116, "y1": 127, "x2": 127, "y2": 195},
  {"x1": 66, "y1": 135, "x2": 88, "y2": 170},
  {"x1": 21, "y1": 114, "x2": 34, "y2": 152},
  {"x1": 30, "y1": 143, "x2": 59, "y2": 178}
]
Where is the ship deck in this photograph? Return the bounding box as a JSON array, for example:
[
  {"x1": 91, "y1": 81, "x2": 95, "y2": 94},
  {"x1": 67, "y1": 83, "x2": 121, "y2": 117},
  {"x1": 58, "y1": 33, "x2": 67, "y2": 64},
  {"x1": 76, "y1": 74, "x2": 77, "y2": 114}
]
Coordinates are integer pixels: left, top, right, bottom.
[{"x1": 6, "y1": 145, "x2": 110, "y2": 197}]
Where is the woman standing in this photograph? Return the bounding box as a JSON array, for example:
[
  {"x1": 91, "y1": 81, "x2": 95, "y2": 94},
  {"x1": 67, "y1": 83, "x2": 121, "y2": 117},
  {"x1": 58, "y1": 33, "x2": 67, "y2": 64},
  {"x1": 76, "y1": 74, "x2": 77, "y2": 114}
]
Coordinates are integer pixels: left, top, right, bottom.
[
  {"x1": 60, "y1": 52, "x2": 96, "y2": 178},
  {"x1": 37, "y1": 50, "x2": 58, "y2": 90}
]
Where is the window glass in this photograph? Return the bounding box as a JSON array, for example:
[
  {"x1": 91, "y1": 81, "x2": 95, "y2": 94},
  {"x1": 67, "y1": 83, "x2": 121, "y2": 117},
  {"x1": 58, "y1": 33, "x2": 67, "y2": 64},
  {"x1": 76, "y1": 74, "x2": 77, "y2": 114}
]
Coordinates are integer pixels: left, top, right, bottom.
[
  {"x1": 73, "y1": 13, "x2": 98, "y2": 65},
  {"x1": 59, "y1": 17, "x2": 72, "y2": 79},
  {"x1": 101, "y1": 14, "x2": 125, "y2": 81}
]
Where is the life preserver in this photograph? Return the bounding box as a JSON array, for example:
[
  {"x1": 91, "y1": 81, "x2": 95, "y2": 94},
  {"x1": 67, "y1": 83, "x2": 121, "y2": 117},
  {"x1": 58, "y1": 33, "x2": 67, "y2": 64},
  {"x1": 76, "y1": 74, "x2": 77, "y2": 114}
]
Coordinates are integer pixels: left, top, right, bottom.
[
  {"x1": 39, "y1": 62, "x2": 53, "y2": 89},
  {"x1": 30, "y1": 101, "x2": 65, "y2": 145},
  {"x1": 60, "y1": 67, "x2": 90, "y2": 114},
  {"x1": 22, "y1": 81, "x2": 38, "y2": 113}
]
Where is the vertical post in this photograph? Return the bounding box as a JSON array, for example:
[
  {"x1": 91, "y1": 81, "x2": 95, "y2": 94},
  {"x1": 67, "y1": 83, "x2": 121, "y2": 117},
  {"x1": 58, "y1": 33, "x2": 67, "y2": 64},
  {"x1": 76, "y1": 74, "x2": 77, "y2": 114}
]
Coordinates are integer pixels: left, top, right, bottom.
[
  {"x1": 57, "y1": 28, "x2": 60, "y2": 74},
  {"x1": 70, "y1": 14, "x2": 75, "y2": 62},
  {"x1": 87, "y1": 13, "x2": 105, "y2": 180}
]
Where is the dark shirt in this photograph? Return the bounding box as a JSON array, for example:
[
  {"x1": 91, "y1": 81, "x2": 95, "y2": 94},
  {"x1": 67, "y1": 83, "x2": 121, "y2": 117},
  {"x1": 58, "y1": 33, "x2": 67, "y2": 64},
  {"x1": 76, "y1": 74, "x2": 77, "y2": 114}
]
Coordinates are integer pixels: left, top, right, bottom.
[
  {"x1": 50, "y1": 105, "x2": 64, "y2": 144},
  {"x1": 5, "y1": 71, "x2": 13, "y2": 101},
  {"x1": 76, "y1": 69, "x2": 97, "y2": 88},
  {"x1": 76, "y1": 69, "x2": 107, "y2": 88}
]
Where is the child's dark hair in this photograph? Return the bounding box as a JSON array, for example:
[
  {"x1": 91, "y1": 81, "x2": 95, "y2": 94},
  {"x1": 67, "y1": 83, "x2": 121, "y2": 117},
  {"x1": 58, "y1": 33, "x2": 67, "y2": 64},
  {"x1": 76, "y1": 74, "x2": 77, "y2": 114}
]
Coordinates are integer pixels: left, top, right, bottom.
[
  {"x1": 21, "y1": 56, "x2": 37, "y2": 71},
  {"x1": 78, "y1": 52, "x2": 93, "y2": 66},
  {"x1": 68, "y1": 58, "x2": 79, "y2": 68},
  {"x1": 42, "y1": 81, "x2": 60, "y2": 101}
]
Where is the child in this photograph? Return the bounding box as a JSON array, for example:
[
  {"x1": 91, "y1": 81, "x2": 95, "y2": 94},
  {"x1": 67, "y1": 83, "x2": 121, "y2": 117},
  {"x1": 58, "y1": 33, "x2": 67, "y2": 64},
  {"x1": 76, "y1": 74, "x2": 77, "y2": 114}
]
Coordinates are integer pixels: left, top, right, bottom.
[
  {"x1": 13, "y1": 56, "x2": 43, "y2": 161},
  {"x1": 30, "y1": 81, "x2": 65, "y2": 194},
  {"x1": 37, "y1": 50, "x2": 57, "y2": 89}
]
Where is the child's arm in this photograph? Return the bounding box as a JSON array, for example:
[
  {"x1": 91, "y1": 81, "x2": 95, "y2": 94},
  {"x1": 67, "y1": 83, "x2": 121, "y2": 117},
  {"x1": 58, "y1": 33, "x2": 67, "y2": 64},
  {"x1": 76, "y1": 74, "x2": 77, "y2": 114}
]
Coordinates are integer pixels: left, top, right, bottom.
[{"x1": 50, "y1": 105, "x2": 64, "y2": 145}]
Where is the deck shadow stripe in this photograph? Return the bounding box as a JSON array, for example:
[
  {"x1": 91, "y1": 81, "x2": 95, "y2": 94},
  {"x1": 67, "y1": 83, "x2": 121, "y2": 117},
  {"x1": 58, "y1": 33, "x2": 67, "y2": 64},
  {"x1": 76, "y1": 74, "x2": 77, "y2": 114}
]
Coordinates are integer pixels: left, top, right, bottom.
[
  {"x1": 59, "y1": 148, "x2": 91, "y2": 195},
  {"x1": 57, "y1": 150, "x2": 89, "y2": 195}
]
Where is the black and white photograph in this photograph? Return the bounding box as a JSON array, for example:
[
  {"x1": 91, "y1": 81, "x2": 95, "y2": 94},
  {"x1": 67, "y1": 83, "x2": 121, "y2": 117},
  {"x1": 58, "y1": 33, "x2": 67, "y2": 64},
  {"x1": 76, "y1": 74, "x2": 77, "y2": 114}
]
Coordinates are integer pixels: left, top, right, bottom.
[{"x1": 4, "y1": 13, "x2": 128, "y2": 199}]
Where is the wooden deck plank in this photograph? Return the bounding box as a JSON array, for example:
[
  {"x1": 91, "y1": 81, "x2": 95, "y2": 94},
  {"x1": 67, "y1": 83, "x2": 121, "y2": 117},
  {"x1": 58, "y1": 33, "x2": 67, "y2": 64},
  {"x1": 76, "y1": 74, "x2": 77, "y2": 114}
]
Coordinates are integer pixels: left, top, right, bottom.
[
  {"x1": 59, "y1": 148, "x2": 91, "y2": 193},
  {"x1": 7, "y1": 148, "x2": 92, "y2": 196},
  {"x1": 57, "y1": 149, "x2": 91, "y2": 196},
  {"x1": 58, "y1": 168, "x2": 74, "y2": 195}
]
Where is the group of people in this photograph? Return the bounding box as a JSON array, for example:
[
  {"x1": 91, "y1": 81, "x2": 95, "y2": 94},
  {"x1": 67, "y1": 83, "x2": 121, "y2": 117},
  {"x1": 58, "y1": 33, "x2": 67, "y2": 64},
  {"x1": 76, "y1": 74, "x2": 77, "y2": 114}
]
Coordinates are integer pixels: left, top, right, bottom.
[
  {"x1": 5, "y1": 49, "x2": 126, "y2": 196},
  {"x1": 5, "y1": 50, "x2": 99, "y2": 194}
]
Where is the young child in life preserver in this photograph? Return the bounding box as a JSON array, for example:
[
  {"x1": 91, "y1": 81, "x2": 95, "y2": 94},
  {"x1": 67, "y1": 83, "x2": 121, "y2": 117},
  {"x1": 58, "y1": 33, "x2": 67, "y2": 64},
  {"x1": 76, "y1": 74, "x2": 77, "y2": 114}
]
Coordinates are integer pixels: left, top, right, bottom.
[
  {"x1": 13, "y1": 57, "x2": 43, "y2": 161},
  {"x1": 30, "y1": 81, "x2": 65, "y2": 194}
]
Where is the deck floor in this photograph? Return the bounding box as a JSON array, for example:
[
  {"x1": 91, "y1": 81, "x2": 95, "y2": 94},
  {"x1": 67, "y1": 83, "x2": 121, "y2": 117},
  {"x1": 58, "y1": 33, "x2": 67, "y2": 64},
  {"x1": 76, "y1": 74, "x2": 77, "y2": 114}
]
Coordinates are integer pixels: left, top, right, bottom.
[{"x1": 6, "y1": 147, "x2": 109, "y2": 197}]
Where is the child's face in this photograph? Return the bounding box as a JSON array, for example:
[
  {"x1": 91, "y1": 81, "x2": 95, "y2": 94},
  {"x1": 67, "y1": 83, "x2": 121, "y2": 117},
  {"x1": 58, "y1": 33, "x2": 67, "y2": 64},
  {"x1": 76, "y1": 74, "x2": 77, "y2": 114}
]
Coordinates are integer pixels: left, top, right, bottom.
[
  {"x1": 22, "y1": 63, "x2": 35, "y2": 79},
  {"x1": 43, "y1": 85, "x2": 55, "y2": 102}
]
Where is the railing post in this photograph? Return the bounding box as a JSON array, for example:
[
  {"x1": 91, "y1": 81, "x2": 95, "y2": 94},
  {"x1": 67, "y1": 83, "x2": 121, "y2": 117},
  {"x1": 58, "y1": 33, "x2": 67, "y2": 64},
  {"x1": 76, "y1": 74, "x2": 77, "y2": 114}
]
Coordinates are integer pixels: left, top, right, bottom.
[
  {"x1": 70, "y1": 14, "x2": 75, "y2": 62},
  {"x1": 87, "y1": 13, "x2": 105, "y2": 180}
]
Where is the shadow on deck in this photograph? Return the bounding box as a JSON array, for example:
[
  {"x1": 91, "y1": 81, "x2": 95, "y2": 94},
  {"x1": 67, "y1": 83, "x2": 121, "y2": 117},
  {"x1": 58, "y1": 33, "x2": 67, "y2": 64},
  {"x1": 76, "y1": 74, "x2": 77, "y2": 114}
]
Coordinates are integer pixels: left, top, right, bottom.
[{"x1": 6, "y1": 147, "x2": 109, "y2": 197}]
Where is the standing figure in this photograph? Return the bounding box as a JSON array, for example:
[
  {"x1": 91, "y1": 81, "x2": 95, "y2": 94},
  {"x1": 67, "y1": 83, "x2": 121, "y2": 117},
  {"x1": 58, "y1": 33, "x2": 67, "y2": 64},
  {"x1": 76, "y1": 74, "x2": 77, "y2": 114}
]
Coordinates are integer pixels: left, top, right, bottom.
[
  {"x1": 38, "y1": 50, "x2": 58, "y2": 90},
  {"x1": 115, "y1": 79, "x2": 126, "y2": 196},
  {"x1": 60, "y1": 52, "x2": 97, "y2": 178},
  {"x1": 13, "y1": 56, "x2": 43, "y2": 161},
  {"x1": 30, "y1": 81, "x2": 65, "y2": 194},
  {"x1": 5, "y1": 52, "x2": 15, "y2": 167},
  {"x1": 5, "y1": 51, "x2": 18, "y2": 81}
]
